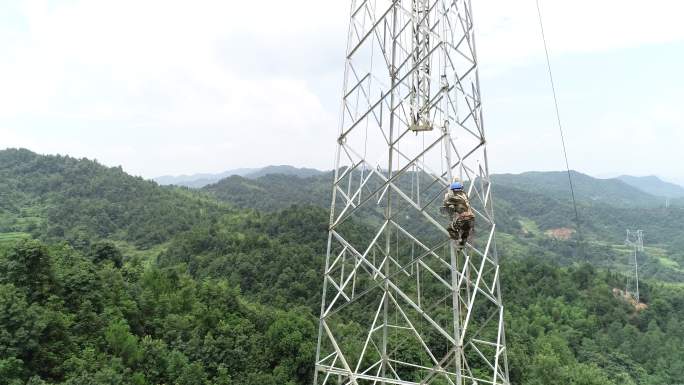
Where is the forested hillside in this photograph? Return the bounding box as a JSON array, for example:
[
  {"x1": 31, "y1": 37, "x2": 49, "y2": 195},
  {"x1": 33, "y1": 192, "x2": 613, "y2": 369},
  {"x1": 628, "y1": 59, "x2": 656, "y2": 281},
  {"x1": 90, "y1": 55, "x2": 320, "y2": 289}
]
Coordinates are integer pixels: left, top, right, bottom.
[
  {"x1": 0, "y1": 148, "x2": 231, "y2": 248},
  {"x1": 154, "y1": 166, "x2": 325, "y2": 188},
  {"x1": 491, "y1": 171, "x2": 663, "y2": 208},
  {"x1": 1, "y1": 149, "x2": 684, "y2": 385},
  {"x1": 618, "y1": 175, "x2": 684, "y2": 199},
  {"x1": 202, "y1": 169, "x2": 684, "y2": 283},
  {"x1": 202, "y1": 174, "x2": 331, "y2": 212},
  {"x1": 242, "y1": 165, "x2": 325, "y2": 179}
]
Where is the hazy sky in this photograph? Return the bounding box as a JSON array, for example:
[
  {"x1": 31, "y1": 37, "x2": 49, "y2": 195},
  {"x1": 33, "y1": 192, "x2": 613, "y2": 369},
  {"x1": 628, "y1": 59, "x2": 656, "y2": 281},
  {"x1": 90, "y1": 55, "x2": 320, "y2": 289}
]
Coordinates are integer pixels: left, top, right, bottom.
[{"x1": 1, "y1": 0, "x2": 683, "y2": 183}]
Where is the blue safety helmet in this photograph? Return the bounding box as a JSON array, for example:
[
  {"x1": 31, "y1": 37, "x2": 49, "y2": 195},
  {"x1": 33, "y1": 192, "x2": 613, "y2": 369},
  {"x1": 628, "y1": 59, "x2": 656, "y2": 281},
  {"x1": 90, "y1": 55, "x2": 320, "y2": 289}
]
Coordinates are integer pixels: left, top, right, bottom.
[{"x1": 450, "y1": 181, "x2": 464, "y2": 191}]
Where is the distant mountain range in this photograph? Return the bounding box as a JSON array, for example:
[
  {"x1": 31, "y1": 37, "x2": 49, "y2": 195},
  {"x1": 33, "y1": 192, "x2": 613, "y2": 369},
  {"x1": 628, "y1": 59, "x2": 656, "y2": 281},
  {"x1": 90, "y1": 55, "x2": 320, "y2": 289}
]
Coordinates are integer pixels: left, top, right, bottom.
[
  {"x1": 157, "y1": 164, "x2": 684, "y2": 205},
  {"x1": 616, "y1": 175, "x2": 684, "y2": 199},
  {"x1": 154, "y1": 165, "x2": 326, "y2": 187},
  {"x1": 491, "y1": 171, "x2": 668, "y2": 208},
  {"x1": 198, "y1": 166, "x2": 684, "y2": 282},
  {"x1": 154, "y1": 168, "x2": 258, "y2": 188},
  {"x1": 4, "y1": 148, "x2": 684, "y2": 283}
]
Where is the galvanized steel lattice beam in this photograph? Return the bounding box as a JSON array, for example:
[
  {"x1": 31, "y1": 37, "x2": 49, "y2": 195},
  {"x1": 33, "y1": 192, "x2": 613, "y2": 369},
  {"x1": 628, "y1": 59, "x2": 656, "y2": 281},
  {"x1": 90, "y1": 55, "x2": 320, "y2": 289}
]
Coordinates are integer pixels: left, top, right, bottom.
[{"x1": 314, "y1": 1, "x2": 510, "y2": 384}]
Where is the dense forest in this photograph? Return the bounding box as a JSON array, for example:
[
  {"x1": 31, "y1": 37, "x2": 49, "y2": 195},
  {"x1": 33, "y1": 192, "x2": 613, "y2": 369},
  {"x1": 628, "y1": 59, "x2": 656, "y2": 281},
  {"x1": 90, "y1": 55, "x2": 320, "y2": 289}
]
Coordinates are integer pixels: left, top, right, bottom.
[
  {"x1": 201, "y1": 166, "x2": 684, "y2": 282},
  {"x1": 1, "y1": 148, "x2": 684, "y2": 384}
]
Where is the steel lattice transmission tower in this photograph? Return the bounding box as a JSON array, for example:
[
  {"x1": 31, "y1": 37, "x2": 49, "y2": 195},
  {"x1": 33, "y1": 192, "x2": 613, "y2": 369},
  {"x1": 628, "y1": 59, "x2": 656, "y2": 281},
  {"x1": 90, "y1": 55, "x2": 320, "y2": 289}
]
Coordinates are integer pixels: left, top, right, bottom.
[
  {"x1": 625, "y1": 230, "x2": 643, "y2": 303},
  {"x1": 313, "y1": 0, "x2": 510, "y2": 384}
]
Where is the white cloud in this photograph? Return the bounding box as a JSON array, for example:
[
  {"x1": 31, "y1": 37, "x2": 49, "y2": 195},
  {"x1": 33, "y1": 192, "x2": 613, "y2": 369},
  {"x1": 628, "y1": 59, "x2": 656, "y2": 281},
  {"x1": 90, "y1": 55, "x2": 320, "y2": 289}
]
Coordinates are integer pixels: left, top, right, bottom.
[
  {"x1": 474, "y1": 0, "x2": 684, "y2": 74},
  {"x1": 0, "y1": 0, "x2": 348, "y2": 176},
  {"x1": 571, "y1": 100, "x2": 684, "y2": 177},
  {"x1": 0, "y1": 0, "x2": 683, "y2": 180}
]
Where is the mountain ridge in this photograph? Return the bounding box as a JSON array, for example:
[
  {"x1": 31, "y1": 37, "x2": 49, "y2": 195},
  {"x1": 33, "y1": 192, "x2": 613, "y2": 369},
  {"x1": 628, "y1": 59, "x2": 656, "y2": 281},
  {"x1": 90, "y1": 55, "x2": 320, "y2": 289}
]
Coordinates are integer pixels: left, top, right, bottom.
[
  {"x1": 154, "y1": 165, "x2": 325, "y2": 187},
  {"x1": 3, "y1": 149, "x2": 684, "y2": 281},
  {"x1": 617, "y1": 174, "x2": 684, "y2": 198},
  {"x1": 0, "y1": 148, "x2": 231, "y2": 248},
  {"x1": 491, "y1": 170, "x2": 662, "y2": 208}
]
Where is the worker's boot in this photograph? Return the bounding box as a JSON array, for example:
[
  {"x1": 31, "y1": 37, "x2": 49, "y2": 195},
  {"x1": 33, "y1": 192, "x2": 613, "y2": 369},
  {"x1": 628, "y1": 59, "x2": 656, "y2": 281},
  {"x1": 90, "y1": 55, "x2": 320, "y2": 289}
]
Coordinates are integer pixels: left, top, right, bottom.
[
  {"x1": 458, "y1": 238, "x2": 467, "y2": 249},
  {"x1": 447, "y1": 224, "x2": 459, "y2": 240}
]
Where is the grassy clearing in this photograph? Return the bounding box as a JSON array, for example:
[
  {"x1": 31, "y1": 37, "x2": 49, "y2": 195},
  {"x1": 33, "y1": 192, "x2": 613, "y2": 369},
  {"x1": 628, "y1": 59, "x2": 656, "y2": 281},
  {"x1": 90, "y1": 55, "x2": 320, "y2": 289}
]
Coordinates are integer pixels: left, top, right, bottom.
[
  {"x1": 657, "y1": 256, "x2": 680, "y2": 269},
  {"x1": 112, "y1": 240, "x2": 170, "y2": 266},
  {"x1": 0, "y1": 232, "x2": 31, "y2": 245},
  {"x1": 518, "y1": 218, "x2": 540, "y2": 234}
]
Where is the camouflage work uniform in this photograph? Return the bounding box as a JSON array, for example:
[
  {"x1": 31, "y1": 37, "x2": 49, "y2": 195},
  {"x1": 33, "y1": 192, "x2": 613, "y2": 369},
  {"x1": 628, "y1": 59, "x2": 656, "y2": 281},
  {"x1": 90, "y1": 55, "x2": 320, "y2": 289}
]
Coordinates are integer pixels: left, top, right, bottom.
[{"x1": 442, "y1": 189, "x2": 475, "y2": 247}]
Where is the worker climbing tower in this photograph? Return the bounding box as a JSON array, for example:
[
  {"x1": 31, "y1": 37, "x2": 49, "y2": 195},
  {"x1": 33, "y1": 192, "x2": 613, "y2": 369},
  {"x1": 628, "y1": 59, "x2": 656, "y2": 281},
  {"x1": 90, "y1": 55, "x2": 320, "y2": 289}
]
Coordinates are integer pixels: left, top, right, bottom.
[
  {"x1": 314, "y1": 0, "x2": 509, "y2": 384},
  {"x1": 625, "y1": 230, "x2": 643, "y2": 303}
]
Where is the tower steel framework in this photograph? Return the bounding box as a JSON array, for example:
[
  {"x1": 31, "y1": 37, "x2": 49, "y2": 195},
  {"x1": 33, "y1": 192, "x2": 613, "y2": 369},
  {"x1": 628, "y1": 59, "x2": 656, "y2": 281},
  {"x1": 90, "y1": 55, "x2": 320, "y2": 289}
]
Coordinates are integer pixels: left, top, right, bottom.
[
  {"x1": 625, "y1": 230, "x2": 643, "y2": 303},
  {"x1": 313, "y1": 0, "x2": 509, "y2": 384}
]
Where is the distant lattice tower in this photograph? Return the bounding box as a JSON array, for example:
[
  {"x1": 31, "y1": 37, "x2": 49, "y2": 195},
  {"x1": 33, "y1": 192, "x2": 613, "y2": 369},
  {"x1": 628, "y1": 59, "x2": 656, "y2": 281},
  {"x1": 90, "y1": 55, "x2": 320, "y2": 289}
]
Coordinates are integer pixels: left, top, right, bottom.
[
  {"x1": 313, "y1": 1, "x2": 510, "y2": 384},
  {"x1": 625, "y1": 230, "x2": 643, "y2": 303}
]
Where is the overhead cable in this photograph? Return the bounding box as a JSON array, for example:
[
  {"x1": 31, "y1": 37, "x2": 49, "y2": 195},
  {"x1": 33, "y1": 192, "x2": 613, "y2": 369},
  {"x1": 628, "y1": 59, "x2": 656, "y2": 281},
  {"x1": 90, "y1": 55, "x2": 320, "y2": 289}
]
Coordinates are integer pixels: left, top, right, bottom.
[{"x1": 535, "y1": 0, "x2": 585, "y2": 259}]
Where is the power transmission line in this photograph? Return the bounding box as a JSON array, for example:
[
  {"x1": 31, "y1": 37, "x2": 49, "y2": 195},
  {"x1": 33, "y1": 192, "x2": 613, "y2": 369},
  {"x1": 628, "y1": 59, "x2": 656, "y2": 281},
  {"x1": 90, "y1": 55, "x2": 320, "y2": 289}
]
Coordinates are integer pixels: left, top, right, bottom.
[{"x1": 535, "y1": 0, "x2": 584, "y2": 259}]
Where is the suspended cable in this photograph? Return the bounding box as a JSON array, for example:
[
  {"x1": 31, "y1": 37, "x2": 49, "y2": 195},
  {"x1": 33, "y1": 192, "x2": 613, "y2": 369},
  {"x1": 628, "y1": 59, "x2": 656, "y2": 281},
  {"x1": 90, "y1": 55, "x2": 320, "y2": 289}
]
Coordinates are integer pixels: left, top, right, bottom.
[{"x1": 535, "y1": 0, "x2": 585, "y2": 259}]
